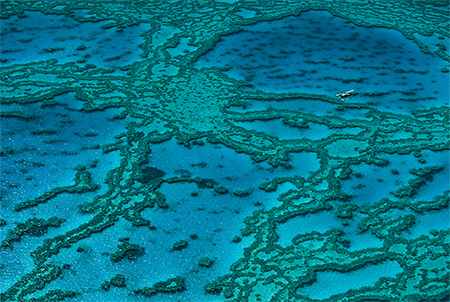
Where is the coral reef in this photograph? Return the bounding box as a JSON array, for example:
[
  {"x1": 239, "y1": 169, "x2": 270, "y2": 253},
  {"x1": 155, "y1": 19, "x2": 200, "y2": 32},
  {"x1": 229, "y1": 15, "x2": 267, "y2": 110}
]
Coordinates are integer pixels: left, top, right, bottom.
[
  {"x1": 172, "y1": 240, "x2": 188, "y2": 251},
  {"x1": 110, "y1": 238, "x2": 143, "y2": 262},
  {"x1": 0, "y1": 0, "x2": 448, "y2": 301},
  {"x1": 14, "y1": 165, "x2": 97, "y2": 211},
  {"x1": 110, "y1": 274, "x2": 126, "y2": 288},
  {"x1": 134, "y1": 276, "x2": 186, "y2": 297},
  {"x1": 198, "y1": 257, "x2": 214, "y2": 268},
  {"x1": 2, "y1": 217, "x2": 63, "y2": 249}
]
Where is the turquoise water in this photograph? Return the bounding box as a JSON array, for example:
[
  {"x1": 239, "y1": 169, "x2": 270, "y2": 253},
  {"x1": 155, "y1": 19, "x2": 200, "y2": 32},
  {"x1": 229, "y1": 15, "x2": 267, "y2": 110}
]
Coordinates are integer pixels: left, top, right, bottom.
[
  {"x1": 1, "y1": 2, "x2": 448, "y2": 302},
  {"x1": 276, "y1": 209, "x2": 380, "y2": 248},
  {"x1": 235, "y1": 119, "x2": 363, "y2": 140},
  {"x1": 341, "y1": 150, "x2": 450, "y2": 207},
  {"x1": 297, "y1": 260, "x2": 403, "y2": 300},
  {"x1": 0, "y1": 93, "x2": 129, "y2": 291},
  {"x1": 0, "y1": 95, "x2": 128, "y2": 216},
  {"x1": 230, "y1": 98, "x2": 371, "y2": 120},
  {"x1": 1, "y1": 11, "x2": 150, "y2": 72},
  {"x1": 195, "y1": 10, "x2": 449, "y2": 115}
]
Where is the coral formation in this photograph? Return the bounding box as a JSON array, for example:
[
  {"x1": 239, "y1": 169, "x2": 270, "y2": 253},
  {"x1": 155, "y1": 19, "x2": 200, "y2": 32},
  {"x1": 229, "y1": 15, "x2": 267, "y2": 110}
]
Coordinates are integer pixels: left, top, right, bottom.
[
  {"x1": 110, "y1": 274, "x2": 126, "y2": 288},
  {"x1": 0, "y1": 0, "x2": 448, "y2": 301},
  {"x1": 134, "y1": 276, "x2": 186, "y2": 297},
  {"x1": 2, "y1": 217, "x2": 63, "y2": 249},
  {"x1": 198, "y1": 257, "x2": 214, "y2": 268},
  {"x1": 172, "y1": 240, "x2": 188, "y2": 251}
]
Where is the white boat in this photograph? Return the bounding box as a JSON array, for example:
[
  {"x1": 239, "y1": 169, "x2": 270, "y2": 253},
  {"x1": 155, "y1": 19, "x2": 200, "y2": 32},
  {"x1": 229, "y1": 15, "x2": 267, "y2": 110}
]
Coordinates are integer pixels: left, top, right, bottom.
[{"x1": 336, "y1": 89, "x2": 357, "y2": 98}]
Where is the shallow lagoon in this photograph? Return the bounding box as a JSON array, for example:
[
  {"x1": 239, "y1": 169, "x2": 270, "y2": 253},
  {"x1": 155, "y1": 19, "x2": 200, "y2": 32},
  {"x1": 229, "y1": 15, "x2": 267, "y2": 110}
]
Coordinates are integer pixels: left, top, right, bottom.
[
  {"x1": 297, "y1": 260, "x2": 403, "y2": 300},
  {"x1": 196, "y1": 10, "x2": 449, "y2": 115},
  {"x1": 1, "y1": 11, "x2": 150, "y2": 72}
]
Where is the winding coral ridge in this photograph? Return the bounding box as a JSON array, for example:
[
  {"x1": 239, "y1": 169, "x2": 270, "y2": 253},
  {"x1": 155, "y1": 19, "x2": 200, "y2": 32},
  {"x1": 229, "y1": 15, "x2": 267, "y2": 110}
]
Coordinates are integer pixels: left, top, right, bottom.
[{"x1": 0, "y1": 0, "x2": 449, "y2": 301}]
